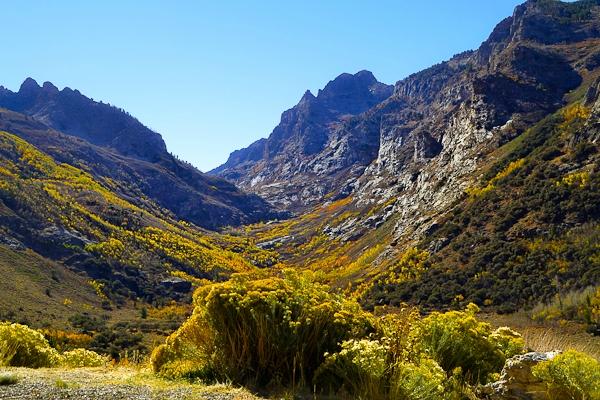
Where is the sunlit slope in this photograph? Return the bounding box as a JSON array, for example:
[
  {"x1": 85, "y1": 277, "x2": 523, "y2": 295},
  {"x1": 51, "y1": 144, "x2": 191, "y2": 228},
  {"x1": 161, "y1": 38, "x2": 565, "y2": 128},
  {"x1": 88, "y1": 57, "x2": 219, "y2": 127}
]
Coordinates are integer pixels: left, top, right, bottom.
[{"x1": 0, "y1": 131, "x2": 278, "y2": 318}]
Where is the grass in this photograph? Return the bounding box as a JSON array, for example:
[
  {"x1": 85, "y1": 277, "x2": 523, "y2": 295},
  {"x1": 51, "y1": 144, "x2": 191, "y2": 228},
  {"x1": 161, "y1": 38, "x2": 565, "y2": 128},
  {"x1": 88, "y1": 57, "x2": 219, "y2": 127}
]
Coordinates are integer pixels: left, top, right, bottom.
[
  {"x1": 0, "y1": 373, "x2": 18, "y2": 386},
  {"x1": 0, "y1": 245, "x2": 103, "y2": 329},
  {"x1": 54, "y1": 378, "x2": 71, "y2": 389},
  {"x1": 481, "y1": 312, "x2": 600, "y2": 360}
]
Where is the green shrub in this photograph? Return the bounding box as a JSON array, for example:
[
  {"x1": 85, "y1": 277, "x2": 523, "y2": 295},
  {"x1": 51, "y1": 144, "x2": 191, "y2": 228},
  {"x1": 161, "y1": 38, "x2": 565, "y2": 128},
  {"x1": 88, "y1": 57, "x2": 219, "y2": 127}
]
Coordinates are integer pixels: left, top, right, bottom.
[
  {"x1": 61, "y1": 348, "x2": 107, "y2": 367},
  {"x1": 532, "y1": 350, "x2": 600, "y2": 400},
  {"x1": 390, "y1": 358, "x2": 446, "y2": 400},
  {"x1": 314, "y1": 339, "x2": 388, "y2": 398},
  {"x1": 54, "y1": 378, "x2": 70, "y2": 389},
  {"x1": 417, "y1": 304, "x2": 523, "y2": 384},
  {"x1": 314, "y1": 340, "x2": 447, "y2": 400},
  {"x1": 0, "y1": 322, "x2": 61, "y2": 368},
  {"x1": 0, "y1": 373, "x2": 18, "y2": 386},
  {"x1": 151, "y1": 271, "x2": 374, "y2": 386},
  {"x1": 531, "y1": 286, "x2": 600, "y2": 331}
]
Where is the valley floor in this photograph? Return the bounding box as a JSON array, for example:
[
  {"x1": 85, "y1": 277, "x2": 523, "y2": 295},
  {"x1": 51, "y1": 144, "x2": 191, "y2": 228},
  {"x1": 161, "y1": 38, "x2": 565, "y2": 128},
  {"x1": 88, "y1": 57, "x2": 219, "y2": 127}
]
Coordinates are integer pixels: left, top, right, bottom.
[
  {"x1": 0, "y1": 367, "x2": 263, "y2": 400},
  {"x1": 480, "y1": 313, "x2": 600, "y2": 360}
]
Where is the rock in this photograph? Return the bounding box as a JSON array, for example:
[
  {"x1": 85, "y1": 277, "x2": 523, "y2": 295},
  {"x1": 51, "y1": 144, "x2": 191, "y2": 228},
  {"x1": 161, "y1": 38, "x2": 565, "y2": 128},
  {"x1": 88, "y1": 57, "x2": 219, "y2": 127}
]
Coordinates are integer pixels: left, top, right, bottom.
[
  {"x1": 210, "y1": 70, "x2": 393, "y2": 212},
  {"x1": 159, "y1": 277, "x2": 192, "y2": 293},
  {"x1": 480, "y1": 351, "x2": 560, "y2": 400},
  {"x1": 256, "y1": 235, "x2": 294, "y2": 250},
  {"x1": 38, "y1": 225, "x2": 92, "y2": 247},
  {"x1": 0, "y1": 235, "x2": 26, "y2": 250}
]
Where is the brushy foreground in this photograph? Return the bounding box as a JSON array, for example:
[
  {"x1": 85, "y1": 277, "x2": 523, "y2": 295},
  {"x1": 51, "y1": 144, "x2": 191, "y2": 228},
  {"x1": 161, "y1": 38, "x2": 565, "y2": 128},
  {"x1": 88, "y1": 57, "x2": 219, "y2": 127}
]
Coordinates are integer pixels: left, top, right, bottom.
[
  {"x1": 1, "y1": 271, "x2": 599, "y2": 399},
  {"x1": 151, "y1": 271, "x2": 600, "y2": 399}
]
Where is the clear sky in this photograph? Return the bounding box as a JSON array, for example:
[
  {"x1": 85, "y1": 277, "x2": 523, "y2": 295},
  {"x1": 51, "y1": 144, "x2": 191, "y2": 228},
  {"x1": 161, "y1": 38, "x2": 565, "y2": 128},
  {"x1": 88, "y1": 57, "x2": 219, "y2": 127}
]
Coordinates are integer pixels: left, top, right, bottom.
[{"x1": 2, "y1": 0, "x2": 526, "y2": 172}]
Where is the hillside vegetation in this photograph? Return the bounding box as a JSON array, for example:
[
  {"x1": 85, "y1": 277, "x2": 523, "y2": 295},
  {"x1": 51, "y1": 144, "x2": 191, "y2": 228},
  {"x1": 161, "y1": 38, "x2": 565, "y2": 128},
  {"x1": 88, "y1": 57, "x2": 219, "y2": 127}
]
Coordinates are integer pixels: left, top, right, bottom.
[{"x1": 0, "y1": 130, "x2": 279, "y2": 357}]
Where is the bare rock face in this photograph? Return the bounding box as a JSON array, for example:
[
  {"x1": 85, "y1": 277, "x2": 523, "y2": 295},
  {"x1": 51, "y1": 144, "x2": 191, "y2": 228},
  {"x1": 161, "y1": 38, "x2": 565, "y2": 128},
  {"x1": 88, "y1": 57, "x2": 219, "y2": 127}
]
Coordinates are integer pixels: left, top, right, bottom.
[
  {"x1": 573, "y1": 77, "x2": 600, "y2": 145},
  {"x1": 210, "y1": 70, "x2": 393, "y2": 211},
  {"x1": 481, "y1": 351, "x2": 560, "y2": 400}
]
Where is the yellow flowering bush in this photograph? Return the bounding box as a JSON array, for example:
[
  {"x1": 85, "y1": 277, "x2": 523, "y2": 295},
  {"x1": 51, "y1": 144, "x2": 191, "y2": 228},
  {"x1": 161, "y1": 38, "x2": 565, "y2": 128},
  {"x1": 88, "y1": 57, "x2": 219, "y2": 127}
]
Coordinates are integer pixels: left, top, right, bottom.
[
  {"x1": 152, "y1": 270, "x2": 374, "y2": 386},
  {"x1": 417, "y1": 304, "x2": 524, "y2": 384},
  {"x1": 532, "y1": 350, "x2": 600, "y2": 400},
  {"x1": 390, "y1": 358, "x2": 446, "y2": 400},
  {"x1": 0, "y1": 322, "x2": 61, "y2": 368},
  {"x1": 315, "y1": 339, "x2": 388, "y2": 398},
  {"x1": 61, "y1": 348, "x2": 107, "y2": 367},
  {"x1": 150, "y1": 313, "x2": 215, "y2": 380}
]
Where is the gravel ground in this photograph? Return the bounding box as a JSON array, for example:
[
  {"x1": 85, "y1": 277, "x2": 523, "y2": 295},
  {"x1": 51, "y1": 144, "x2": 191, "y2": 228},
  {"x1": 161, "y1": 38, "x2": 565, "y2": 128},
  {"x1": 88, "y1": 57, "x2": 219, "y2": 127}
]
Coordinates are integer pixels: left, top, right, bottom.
[{"x1": 0, "y1": 367, "x2": 263, "y2": 400}]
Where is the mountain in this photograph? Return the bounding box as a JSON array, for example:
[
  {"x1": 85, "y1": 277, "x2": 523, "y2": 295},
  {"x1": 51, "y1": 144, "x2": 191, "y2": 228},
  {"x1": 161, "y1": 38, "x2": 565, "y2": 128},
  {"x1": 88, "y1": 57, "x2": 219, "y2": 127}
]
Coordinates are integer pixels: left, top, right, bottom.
[
  {"x1": 213, "y1": 0, "x2": 600, "y2": 218},
  {"x1": 0, "y1": 79, "x2": 282, "y2": 230},
  {"x1": 230, "y1": 0, "x2": 600, "y2": 313},
  {"x1": 210, "y1": 70, "x2": 393, "y2": 210},
  {"x1": 0, "y1": 0, "x2": 599, "y2": 385}
]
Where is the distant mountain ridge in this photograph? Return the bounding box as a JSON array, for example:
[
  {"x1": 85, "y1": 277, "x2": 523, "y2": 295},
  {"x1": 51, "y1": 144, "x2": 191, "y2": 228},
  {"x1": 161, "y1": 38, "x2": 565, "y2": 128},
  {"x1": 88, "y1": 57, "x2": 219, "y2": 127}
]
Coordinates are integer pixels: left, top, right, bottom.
[
  {"x1": 0, "y1": 78, "x2": 166, "y2": 162},
  {"x1": 0, "y1": 78, "x2": 283, "y2": 229}
]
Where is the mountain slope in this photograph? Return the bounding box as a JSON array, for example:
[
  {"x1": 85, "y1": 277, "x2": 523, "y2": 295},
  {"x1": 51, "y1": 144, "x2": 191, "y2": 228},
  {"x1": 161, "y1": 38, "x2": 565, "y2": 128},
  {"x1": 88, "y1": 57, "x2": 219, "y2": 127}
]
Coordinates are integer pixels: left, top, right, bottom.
[
  {"x1": 0, "y1": 129, "x2": 279, "y2": 327},
  {"x1": 0, "y1": 80, "x2": 282, "y2": 230}
]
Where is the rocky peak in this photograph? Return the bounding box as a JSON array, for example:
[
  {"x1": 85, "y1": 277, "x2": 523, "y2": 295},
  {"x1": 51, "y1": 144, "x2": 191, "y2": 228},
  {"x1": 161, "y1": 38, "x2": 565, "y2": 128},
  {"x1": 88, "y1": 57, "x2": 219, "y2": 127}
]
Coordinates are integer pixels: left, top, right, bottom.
[
  {"x1": 42, "y1": 81, "x2": 59, "y2": 93},
  {"x1": 479, "y1": 0, "x2": 600, "y2": 64},
  {"x1": 299, "y1": 90, "x2": 316, "y2": 104},
  {"x1": 211, "y1": 70, "x2": 392, "y2": 196},
  {"x1": 19, "y1": 77, "x2": 41, "y2": 93},
  {"x1": 317, "y1": 70, "x2": 393, "y2": 115},
  {"x1": 0, "y1": 78, "x2": 168, "y2": 162}
]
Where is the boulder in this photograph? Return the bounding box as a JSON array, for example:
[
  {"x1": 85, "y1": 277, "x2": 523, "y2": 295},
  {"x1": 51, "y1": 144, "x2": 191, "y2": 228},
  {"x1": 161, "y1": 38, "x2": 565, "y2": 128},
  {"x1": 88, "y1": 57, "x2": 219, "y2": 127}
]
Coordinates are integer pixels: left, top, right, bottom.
[
  {"x1": 160, "y1": 277, "x2": 192, "y2": 293},
  {"x1": 481, "y1": 351, "x2": 560, "y2": 400}
]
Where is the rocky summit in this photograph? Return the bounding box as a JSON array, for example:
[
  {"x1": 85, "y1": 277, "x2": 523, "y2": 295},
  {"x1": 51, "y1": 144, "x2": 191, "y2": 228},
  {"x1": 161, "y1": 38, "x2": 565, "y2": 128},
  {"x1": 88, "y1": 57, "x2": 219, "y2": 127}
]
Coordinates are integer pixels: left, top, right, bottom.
[{"x1": 210, "y1": 70, "x2": 393, "y2": 211}]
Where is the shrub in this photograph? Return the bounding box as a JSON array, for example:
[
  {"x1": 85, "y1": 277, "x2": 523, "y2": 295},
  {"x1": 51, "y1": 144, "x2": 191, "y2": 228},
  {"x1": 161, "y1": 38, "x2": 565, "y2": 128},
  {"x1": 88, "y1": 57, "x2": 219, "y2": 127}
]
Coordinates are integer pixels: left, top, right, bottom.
[
  {"x1": 417, "y1": 304, "x2": 524, "y2": 384},
  {"x1": 532, "y1": 286, "x2": 600, "y2": 334},
  {"x1": 0, "y1": 373, "x2": 18, "y2": 386},
  {"x1": 390, "y1": 358, "x2": 446, "y2": 400},
  {"x1": 150, "y1": 313, "x2": 215, "y2": 380},
  {"x1": 532, "y1": 350, "x2": 600, "y2": 400},
  {"x1": 61, "y1": 348, "x2": 106, "y2": 367},
  {"x1": 41, "y1": 329, "x2": 93, "y2": 352},
  {"x1": 314, "y1": 339, "x2": 389, "y2": 398},
  {"x1": 314, "y1": 339, "x2": 447, "y2": 400},
  {"x1": 0, "y1": 322, "x2": 61, "y2": 368},
  {"x1": 152, "y1": 271, "x2": 374, "y2": 386}
]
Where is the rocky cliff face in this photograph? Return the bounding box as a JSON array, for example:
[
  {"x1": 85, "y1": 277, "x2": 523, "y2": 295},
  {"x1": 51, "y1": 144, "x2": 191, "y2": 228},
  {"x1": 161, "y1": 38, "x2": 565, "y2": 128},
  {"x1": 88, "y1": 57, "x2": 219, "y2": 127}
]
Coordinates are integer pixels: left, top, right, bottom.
[
  {"x1": 0, "y1": 80, "x2": 281, "y2": 230},
  {"x1": 354, "y1": 0, "x2": 597, "y2": 243},
  {"x1": 210, "y1": 70, "x2": 393, "y2": 210},
  {"x1": 213, "y1": 0, "x2": 600, "y2": 239}
]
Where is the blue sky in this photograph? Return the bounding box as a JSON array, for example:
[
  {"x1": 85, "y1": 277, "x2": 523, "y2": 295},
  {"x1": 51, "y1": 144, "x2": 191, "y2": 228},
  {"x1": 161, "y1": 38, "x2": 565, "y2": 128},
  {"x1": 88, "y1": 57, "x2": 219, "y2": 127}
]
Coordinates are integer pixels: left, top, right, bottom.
[{"x1": 2, "y1": 1, "x2": 525, "y2": 171}]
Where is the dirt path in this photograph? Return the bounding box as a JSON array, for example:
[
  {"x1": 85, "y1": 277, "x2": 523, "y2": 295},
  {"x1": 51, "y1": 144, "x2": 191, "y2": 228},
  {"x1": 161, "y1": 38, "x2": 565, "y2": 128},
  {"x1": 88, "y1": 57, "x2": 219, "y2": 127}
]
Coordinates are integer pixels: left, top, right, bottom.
[{"x1": 0, "y1": 367, "x2": 263, "y2": 400}]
